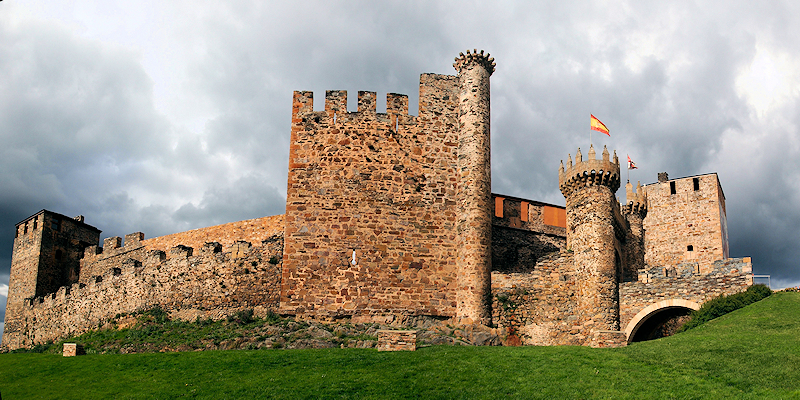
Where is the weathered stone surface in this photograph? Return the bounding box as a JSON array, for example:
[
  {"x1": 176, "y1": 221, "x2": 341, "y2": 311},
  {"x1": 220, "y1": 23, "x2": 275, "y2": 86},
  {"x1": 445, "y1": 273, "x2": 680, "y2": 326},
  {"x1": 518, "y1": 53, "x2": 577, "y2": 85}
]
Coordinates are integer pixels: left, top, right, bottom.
[
  {"x1": 63, "y1": 343, "x2": 85, "y2": 357},
  {"x1": 377, "y1": 330, "x2": 417, "y2": 351},
  {"x1": 643, "y1": 173, "x2": 729, "y2": 273}
]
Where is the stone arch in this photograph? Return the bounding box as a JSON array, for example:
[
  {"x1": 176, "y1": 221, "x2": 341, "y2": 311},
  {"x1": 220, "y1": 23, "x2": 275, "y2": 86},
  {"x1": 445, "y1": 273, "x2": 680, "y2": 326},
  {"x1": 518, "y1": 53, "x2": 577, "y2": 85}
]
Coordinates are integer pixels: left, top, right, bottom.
[{"x1": 624, "y1": 299, "x2": 701, "y2": 343}]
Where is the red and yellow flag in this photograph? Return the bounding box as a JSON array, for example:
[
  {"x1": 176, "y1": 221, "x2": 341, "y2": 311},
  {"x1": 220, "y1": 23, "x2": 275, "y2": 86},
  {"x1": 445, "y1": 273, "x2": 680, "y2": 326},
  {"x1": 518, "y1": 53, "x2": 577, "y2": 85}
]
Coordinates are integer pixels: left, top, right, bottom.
[{"x1": 590, "y1": 114, "x2": 610, "y2": 136}]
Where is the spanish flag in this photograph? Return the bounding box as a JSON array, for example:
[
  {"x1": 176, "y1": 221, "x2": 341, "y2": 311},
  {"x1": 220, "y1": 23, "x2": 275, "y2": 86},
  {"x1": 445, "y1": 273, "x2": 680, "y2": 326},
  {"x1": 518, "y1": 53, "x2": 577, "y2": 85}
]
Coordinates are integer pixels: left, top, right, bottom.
[{"x1": 590, "y1": 114, "x2": 610, "y2": 136}]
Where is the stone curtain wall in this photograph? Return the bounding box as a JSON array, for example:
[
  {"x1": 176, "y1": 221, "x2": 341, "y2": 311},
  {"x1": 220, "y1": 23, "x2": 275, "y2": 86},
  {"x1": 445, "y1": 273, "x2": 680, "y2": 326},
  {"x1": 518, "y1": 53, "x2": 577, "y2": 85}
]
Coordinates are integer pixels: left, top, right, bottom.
[
  {"x1": 491, "y1": 251, "x2": 582, "y2": 346},
  {"x1": 78, "y1": 215, "x2": 284, "y2": 286},
  {"x1": 141, "y1": 215, "x2": 285, "y2": 253},
  {"x1": 491, "y1": 195, "x2": 567, "y2": 273},
  {"x1": 282, "y1": 75, "x2": 463, "y2": 319},
  {"x1": 620, "y1": 257, "x2": 752, "y2": 335},
  {"x1": 644, "y1": 173, "x2": 729, "y2": 273},
  {"x1": 4, "y1": 239, "x2": 283, "y2": 349},
  {"x1": 492, "y1": 256, "x2": 752, "y2": 346}
]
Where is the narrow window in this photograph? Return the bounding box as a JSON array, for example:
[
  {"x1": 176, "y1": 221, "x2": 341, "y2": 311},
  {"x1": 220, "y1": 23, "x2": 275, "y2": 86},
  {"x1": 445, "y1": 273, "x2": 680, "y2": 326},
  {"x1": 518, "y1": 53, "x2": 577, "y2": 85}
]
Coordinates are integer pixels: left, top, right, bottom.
[
  {"x1": 24, "y1": 222, "x2": 28, "y2": 234},
  {"x1": 33, "y1": 217, "x2": 38, "y2": 230},
  {"x1": 52, "y1": 219, "x2": 60, "y2": 231},
  {"x1": 15, "y1": 226, "x2": 19, "y2": 238},
  {"x1": 670, "y1": 181, "x2": 676, "y2": 195},
  {"x1": 55, "y1": 250, "x2": 63, "y2": 260},
  {"x1": 693, "y1": 177, "x2": 700, "y2": 191},
  {"x1": 687, "y1": 245, "x2": 694, "y2": 251}
]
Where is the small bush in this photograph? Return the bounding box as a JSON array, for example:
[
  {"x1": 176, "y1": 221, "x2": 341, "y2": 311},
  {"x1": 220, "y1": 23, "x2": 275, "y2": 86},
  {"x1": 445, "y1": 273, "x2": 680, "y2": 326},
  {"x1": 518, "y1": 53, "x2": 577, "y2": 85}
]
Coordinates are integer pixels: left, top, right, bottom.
[
  {"x1": 141, "y1": 306, "x2": 170, "y2": 324},
  {"x1": 679, "y1": 284, "x2": 772, "y2": 332},
  {"x1": 264, "y1": 310, "x2": 281, "y2": 324},
  {"x1": 227, "y1": 309, "x2": 255, "y2": 325}
]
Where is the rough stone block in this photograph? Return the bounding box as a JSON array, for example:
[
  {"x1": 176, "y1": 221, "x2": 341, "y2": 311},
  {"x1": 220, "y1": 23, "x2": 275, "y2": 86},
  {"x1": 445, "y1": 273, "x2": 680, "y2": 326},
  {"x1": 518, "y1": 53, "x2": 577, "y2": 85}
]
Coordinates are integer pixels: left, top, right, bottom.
[
  {"x1": 63, "y1": 343, "x2": 85, "y2": 357},
  {"x1": 377, "y1": 330, "x2": 417, "y2": 351}
]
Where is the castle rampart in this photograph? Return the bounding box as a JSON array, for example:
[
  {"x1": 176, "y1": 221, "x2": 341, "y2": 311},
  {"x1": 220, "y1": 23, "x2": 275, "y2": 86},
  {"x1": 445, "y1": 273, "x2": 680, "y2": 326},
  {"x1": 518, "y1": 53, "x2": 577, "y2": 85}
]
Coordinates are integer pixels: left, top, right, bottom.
[{"x1": 3, "y1": 238, "x2": 283, "y2": 349}]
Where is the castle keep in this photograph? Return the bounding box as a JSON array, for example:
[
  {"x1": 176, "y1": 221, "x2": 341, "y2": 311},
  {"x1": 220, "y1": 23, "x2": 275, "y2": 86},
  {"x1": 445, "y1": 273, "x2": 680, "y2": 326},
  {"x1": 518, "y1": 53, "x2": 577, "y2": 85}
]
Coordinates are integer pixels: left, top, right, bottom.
[{"x1": 2, "y1": 50, "x2": 753, "y2": 350}]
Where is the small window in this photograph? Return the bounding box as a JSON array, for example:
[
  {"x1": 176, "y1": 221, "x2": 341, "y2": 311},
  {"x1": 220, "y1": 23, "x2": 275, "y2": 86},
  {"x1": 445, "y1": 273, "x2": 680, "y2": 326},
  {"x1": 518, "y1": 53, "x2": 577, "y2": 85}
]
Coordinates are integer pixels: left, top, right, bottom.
[
  {"x1": 51, "y1": 219, "x2": 60, "y2": 231},
  {"x1": 15, "y1": 227, "x2": 19, "y2": 238},
  {"x1": 693, "y1": 177, "x2": 700, "y2": 191},
  {"x1": 670, "y1": 181, "x2": 676, "y2": 195},
  {"x1": 687, "y1": 245, "x2": 694, "y2": 252},
  {"x1": 55, "y1": 250, "x2": 63, "y2": 260},
  {"x1": 24, "y1": 222, "x2": 28, "y2": 234},
  {"x1": 33, "y1": 217, "x2": 38, "y2": 230}
]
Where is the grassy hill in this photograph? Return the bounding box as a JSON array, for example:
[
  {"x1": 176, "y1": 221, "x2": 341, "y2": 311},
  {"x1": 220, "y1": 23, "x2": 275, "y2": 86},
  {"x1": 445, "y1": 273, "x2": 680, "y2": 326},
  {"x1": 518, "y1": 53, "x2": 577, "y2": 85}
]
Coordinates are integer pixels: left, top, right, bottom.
[{"x1": 1, "y1": 291, "x2": 798, "y2": 399}]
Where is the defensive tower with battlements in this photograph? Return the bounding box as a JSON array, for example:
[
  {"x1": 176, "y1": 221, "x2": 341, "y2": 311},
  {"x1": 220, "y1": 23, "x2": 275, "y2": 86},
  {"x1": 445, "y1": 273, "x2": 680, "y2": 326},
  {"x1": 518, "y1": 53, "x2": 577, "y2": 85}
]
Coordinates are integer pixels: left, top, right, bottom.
[{"x1": 559, "y1": 145, "x2": 625, "y2": 341}]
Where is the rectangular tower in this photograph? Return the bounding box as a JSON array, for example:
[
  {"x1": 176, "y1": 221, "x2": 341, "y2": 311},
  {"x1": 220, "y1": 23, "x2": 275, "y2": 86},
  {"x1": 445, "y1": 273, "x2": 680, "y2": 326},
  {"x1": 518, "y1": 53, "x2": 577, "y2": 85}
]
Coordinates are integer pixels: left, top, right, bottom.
[
  {"x1": 2, "y1": 210, "x2": 100, "y2": 349},
  {"x1": 643, "y1": 173, "x2": 729, "y2": 273}
]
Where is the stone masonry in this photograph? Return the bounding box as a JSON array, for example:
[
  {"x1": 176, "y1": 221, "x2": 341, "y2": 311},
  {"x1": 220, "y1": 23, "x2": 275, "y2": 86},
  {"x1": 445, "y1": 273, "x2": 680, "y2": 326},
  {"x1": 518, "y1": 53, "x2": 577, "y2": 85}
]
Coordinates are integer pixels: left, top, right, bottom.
[{"x1": 2, "y1": 50, "x2": 752, "y2": 350}]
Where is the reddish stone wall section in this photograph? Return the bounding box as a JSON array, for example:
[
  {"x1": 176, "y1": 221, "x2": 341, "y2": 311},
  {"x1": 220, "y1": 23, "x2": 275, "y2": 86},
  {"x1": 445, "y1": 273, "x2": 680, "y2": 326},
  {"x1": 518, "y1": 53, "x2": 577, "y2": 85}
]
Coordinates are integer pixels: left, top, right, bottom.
[
  {"x1": 142, "y1": 215, "x2": 285, "y2": 253},
  {"x1": 281, "y1": 76, "x2": 463, "y2": 319}
]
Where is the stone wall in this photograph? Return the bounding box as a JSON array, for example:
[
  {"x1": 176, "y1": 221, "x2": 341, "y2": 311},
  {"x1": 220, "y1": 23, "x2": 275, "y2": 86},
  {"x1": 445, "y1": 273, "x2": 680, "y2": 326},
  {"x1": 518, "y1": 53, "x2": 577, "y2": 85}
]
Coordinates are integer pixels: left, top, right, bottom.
[
  {"x1": 79, "y1": 215, "x2": 285, "y2": 286},
  {"x1": 643, "y1": 173, "x2": 729, "y2": 273},
  {"x1": 3, "y1": 239, "x2": 283, "y2": 349},
  {"x1": 491, "y1": 195, "x2": 566, "y2": 273},
  {"x1": 281, "y1": 77, "x2": 463, "y2": 319},
  {"x1": 491, "y1": 251, "x2": 582, "y2": 346}
]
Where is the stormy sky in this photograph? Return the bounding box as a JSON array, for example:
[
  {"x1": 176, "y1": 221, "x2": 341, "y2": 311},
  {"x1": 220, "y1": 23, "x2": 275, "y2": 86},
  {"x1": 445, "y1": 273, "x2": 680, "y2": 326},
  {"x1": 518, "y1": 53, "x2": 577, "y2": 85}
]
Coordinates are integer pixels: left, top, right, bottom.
[{"x1": 2, "y1": 1, "x2": 800, "y2": 339}]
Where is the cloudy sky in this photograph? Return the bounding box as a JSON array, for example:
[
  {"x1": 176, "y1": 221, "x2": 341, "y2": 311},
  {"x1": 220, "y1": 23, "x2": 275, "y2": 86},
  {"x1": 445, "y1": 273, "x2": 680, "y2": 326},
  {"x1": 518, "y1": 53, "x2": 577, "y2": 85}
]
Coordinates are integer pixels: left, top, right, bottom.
[{"x1": 2, "y1": 1, "x2": 800, "y2": 339}]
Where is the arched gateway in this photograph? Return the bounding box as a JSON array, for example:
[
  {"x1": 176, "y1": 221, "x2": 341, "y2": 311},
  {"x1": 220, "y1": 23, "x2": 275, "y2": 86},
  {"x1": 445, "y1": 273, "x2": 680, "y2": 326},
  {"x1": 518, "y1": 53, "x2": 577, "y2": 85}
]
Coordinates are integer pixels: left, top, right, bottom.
[{"x1": 624, "y1": 299, "x2": 701, "y2": 343}]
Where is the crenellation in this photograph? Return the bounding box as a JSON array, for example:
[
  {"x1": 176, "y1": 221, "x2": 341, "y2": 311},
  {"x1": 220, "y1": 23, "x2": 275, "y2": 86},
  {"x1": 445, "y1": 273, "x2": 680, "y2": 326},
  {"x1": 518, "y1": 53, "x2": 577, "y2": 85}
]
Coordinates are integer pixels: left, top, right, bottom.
[
  {"x1": 168, "y1": 245, "x2": 193, "y2": 259},
  {"x1": 357, "y1": 91, "x2": 376, "y2": 114},
  {"x1": 104, "y1": 236, "x2": 122, "y2": 250},
  {"x1": 124, "y1": 232, "x2": 144, "y2": 247}
]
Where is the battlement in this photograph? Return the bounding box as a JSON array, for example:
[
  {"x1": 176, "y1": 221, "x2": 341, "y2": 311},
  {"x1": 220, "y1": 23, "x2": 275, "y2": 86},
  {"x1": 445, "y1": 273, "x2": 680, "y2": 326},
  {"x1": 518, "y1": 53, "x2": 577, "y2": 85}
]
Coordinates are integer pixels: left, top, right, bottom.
[
  {"x1": 453, "y1": 49, "x2": 496, "y2": 75},
  {"x1": 83, "y1": 231, "x2": 146, "y2": 260},
  {"x1": 623, "y1": 181, "x2": 647, "y2": 217},
  {"x1": 559, "y1": 145, "x2": 621, "y2": 197},
  {"x1": 25, "y1": 239, "x2": 280, "y2": 310},
  {"x1": 291, "y1": 90, "x2": 417, "y2": 129}
]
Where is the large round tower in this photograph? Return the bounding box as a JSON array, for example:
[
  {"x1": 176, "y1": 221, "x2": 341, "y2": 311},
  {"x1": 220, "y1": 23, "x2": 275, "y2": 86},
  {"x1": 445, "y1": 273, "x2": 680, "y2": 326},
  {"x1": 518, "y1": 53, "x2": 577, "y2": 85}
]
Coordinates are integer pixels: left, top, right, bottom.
[
  {"x1": 559, "y1": 145, "x2": 622, "y2": 334},
  {"x1": 453, "y1": 49, "x2": 495, "y2": 325}
]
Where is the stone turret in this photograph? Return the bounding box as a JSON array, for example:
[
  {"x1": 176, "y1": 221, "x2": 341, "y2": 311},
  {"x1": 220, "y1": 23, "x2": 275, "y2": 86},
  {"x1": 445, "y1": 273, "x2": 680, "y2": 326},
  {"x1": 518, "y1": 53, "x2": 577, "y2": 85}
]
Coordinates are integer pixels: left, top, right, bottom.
[
  {"x1": 559, "y1": 145, "x2": 622, "y2": 340},
  {"x1": 454, "y1": 49, "x2": 495, "y2": 325},
  {"x1": 622, "y1": 181, "x2": 647, "y2": 281}
]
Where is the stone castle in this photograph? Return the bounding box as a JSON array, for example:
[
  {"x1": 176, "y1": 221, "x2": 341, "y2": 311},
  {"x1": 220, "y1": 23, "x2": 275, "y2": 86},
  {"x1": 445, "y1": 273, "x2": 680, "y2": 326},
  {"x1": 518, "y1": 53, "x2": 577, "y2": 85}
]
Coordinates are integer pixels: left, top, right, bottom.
[{"x1": 2, "y1": 50, "x2": 753, "y2": 350}]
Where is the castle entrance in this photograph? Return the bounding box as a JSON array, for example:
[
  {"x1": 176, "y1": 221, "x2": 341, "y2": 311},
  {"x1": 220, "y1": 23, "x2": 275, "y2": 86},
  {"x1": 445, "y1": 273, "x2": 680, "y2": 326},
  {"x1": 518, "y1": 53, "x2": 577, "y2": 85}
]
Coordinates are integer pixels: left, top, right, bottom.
[{"x1": 624, "y1": 299, "x2": 701, "y2": 343}]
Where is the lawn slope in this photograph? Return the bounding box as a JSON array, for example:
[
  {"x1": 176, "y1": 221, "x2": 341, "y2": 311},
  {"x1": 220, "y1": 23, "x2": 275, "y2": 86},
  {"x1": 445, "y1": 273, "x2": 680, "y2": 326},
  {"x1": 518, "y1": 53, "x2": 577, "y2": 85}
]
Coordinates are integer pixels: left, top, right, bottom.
[{"x1": 0, "y1": 292, "x2": 797, "y2": 399}]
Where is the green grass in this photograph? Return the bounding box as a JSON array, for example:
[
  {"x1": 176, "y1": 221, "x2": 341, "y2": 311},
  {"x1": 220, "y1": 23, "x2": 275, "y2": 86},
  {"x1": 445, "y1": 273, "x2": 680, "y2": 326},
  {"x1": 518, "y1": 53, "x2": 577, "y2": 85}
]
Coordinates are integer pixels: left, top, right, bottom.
[{"x1": 1, "y1": 292, "x2": 798, "y2": 399}]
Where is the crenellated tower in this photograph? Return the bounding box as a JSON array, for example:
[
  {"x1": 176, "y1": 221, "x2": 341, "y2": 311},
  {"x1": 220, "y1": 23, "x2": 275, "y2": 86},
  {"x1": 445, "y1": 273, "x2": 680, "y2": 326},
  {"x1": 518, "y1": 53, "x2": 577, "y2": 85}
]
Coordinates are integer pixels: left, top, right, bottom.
[
  {"x1": 454, "y1": 49, "x2": 496, "y2": 325},
  {"x1": 559, "y1": 145, "x2": 622, "y2": 336},
  {"x1": 622, "y1": 181, "x2": 647, "y2": 281}
]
